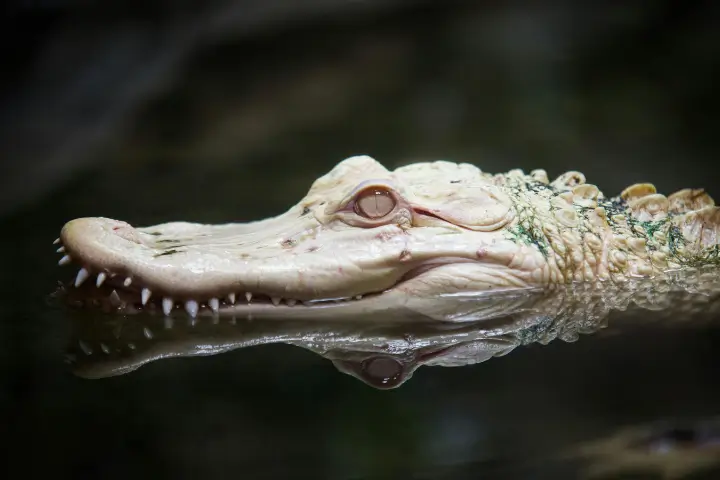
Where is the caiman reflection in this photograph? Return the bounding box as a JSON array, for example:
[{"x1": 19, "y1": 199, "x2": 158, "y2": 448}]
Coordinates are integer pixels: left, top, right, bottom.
[
  {"x1": 63, "y1": 269, "x2": 720, "y2": 389},
  {"x1": 66, "y1": 310, "x2": 522, "y2": 389}
]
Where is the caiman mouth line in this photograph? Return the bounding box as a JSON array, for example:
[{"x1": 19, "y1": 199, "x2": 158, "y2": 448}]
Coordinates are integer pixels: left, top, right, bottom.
[{"x1": 55, "y1": 237, "x2": 388, "y2": 317}]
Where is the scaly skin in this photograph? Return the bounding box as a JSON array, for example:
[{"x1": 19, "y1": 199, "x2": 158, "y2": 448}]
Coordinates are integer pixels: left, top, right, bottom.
[{"x1": 54, "y1": 155, "x2": 720, "y2": 319}]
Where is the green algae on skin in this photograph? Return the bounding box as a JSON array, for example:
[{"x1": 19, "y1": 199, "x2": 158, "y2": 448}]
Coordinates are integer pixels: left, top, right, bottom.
[{"x1": 507, "y1": 222, "x2": 549, "y2": 256}]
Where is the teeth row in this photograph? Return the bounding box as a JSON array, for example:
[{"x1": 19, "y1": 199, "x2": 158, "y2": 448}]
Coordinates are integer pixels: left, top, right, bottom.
[
  {"x1": 74, "y1": 315, "x2": 249, "y2": 357},
  {"x1": 55, "y1": 239, "x2": 364, "y2": 317}
]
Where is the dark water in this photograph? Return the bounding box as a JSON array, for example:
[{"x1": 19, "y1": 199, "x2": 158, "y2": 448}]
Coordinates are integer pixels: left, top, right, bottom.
[{"x1": 2, "y1": 1, "x2": 720, "y2": 478}]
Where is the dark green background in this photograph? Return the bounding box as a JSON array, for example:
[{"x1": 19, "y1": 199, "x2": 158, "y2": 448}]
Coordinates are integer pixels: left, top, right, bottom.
[{"x1": 1, "y1": 1, "x2": 718, "y2": 478}]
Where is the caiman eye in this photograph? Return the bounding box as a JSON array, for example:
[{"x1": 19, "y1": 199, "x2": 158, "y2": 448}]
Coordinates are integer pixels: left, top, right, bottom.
[{"x1": 354, "y1": 188, "x2": 396, "y2": 219}]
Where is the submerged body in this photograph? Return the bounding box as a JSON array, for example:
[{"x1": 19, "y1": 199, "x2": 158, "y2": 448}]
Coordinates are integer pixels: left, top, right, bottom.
[{"x1": 55, "y1": 155, "x2": 720, "y2": 319}]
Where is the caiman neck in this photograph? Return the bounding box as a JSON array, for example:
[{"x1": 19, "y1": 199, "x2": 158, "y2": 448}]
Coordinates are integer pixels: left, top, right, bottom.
[{"x1": 512, "y1": 182, "x2": 698, "y2": 285}]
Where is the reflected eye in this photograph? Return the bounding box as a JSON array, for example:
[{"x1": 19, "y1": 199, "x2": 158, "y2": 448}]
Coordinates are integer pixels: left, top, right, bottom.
[
  {"x1": 362, "y1": 357, "x2": 403, "y2": 386},
  {"x1": 354, "y1": 188, "x2": 396, "y2": 219}
]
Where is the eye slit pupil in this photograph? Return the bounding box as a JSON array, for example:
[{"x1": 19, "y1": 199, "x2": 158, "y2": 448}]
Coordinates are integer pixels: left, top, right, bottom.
[{"x1": 354, "y1": 188, "x2": 396, "y2": 219}]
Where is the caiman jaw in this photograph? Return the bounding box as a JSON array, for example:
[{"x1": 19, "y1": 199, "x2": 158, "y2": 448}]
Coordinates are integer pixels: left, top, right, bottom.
[
  {"x1": 54, "y1": 215, "x2": 409, "y2": 317},
  {"x1": 54, "y1": 213, "x2": 530, "y2": 318}
]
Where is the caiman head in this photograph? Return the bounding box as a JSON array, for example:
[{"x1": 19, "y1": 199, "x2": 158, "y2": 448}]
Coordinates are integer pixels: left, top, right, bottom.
[{"x1": 55, "y1": 155, "x2": 719, "y2": 318}]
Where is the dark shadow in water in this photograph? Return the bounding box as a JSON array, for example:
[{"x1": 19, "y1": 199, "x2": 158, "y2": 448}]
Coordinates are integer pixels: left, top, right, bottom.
[
  {"x1": 567, "y1": 416, "x2": 720, "y2": 479},
  {"x1": 63, "y1": 267, "x2": 720, "y2": 390}
]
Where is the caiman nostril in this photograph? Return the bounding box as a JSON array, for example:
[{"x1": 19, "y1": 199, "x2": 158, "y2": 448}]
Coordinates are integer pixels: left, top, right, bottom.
[{"x1": 112, "y1": 223, "x2": 143, "y2": 245}]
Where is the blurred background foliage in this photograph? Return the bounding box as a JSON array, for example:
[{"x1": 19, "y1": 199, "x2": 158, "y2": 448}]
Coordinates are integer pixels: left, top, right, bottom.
[{"x1": 1, "y1": 0, "x2": 718, "y2": 221}]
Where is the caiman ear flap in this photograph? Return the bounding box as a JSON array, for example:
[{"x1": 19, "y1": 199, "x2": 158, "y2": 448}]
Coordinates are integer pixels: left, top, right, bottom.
[
  {"x1": 667, "y1": 188, "x2": 715, "y2": 214},
  {"x1": 409, "y1": 183, "x2": 515, "y2": 231},
  {"x1": 397, "y1": 162, "x2": 515, "y2": 231},
  {"x1": 671, "y1": 206, "x2": 720, "y2": 252}
]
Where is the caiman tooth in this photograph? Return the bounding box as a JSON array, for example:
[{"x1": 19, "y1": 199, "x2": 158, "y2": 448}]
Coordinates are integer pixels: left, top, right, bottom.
[
  {"x1": 109, "y1": 290, "x2": 122, "y2": 307},
  {"x1": 58, "y1": 255, "x2": 72, "y2": 266},
  {"x1": 208, "y1": 297, "x2": 219, "y2": 313},
  {"x1": 271, "y1": 297, "x2": 281, "y2": 306},
  {"x1": 123, "y1": 277, "x2": 132, "y2": 287},
  {"x1": 162, "y1": 297, "x2": 174, "y2": 315},
  {"x1": 78, "y1": 340, "x2": 92, "y2": 355},
  {"x1": 96, "y1": 272, "x2": 107, "y2": 287},
  {"x1": 141, "y1": 288, "x2": 151, "y2": 305},
  {"x1": 355, "y1": 295, "x2": 363, "y2": 300},
  {"x1": 227, "y1": 293, "x2": 236, "y2": 304},
  {"x1": 74, "y1": 268, "x2": 90, "y2": 287},
  {"x1": 57, "y1": 246, "x2": 65, "y2": 253},
  {"x1": 286, "y1": 299, "x2": 297, "y2": 306},
  {"x1": 185, "y1": 300, "x2": 199, "y2": 318},
  {"x1": 245, "y1": 292, "x2": 252, "y2": 302},
  {"x1": 53, "y1": 238, "x2": 61, "y2": 245}
]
